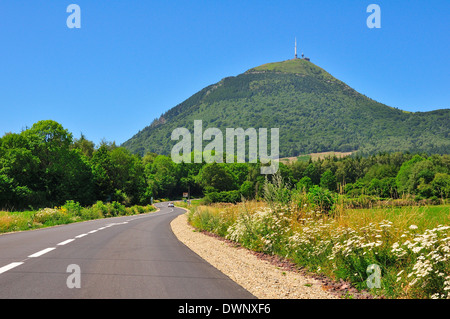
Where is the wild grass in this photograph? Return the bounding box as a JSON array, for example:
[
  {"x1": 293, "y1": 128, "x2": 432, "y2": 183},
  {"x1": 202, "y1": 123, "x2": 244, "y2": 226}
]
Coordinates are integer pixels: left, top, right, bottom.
[{"x1": 187, "y1": 199, "x2": 450, "y2": 299}]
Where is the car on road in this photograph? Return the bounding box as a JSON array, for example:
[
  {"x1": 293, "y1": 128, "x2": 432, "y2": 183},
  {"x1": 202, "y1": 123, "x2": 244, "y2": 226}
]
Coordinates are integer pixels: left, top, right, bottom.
[{"x1": 168, "y1": 202, "x2": 174, "y2": 207}]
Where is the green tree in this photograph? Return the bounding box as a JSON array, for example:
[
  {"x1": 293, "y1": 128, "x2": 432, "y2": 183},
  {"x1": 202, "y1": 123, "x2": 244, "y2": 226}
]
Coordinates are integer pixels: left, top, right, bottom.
[
  {"x1": 71, "y1": 133, "x2": 95, "y2": 158},
  {"x1": 109, "y1": 147, "x2": 147, "y2": 204},
  {"x1": 320, "y1": 170, "x2": 337, "y2": 192},
  {"x1": 431, "y1": 173, "x2": 450, "y2": 198},
  {"x1": 296, "y1": 176, "x2": 312, "y2": 192},
  {"x1": 303, "y1": 162, "x2": 320, "y2": 185},
  {"x1": 396, "y1": 155, "x2": 425, "y2": 195},
  {"x1": 19, "y1": 120, "x2": 94, "y2": 206},
  {"x1": 148, "y1": 155, "x2": 178, "y2": 198},
  {"x1": 197, "y1": 162, "x2": 235, "y2": 192},
  {"x1": 240, "y1": 181, "x2": 254, "y2": 199},
  {"x1": 91, "y1": 145, "x2": 115, "y2": 202}
]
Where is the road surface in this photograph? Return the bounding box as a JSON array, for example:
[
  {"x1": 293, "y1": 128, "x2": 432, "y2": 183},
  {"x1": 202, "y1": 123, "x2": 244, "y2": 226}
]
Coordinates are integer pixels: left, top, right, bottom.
[{"x1": 0, "y1": 203, "x2": 255, "y2": 299}]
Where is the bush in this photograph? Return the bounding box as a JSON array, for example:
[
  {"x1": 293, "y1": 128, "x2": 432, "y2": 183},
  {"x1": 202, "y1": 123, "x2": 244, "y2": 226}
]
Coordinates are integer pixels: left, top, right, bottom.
[
  {"x1": 204, "y1": 190, "x2": 241, "y2": 204},
  {"x1": 306, "y1": 185, "x2": 336, "y2": 213},
  {"x1": 62, "y1": 200, "x2": 82, "y2": 216},
  {"x1": 91, "y1": 201, "x2": 108, "y2": 217},
  {"x1": 80, "y1": 206, "x2": 103, "y2": 220},
  {"x1": 33, "y1": 208, "x2": 71, "y2": 225},
  {"x1": 296, "y1": 176, "x2": 312, "y2": 192},
  {"x1": 240, "y1": 181, "x2": 255, "y2": 199},
  {"x1": 108, "y1": 201, "x2": 126, "y2": 217}
]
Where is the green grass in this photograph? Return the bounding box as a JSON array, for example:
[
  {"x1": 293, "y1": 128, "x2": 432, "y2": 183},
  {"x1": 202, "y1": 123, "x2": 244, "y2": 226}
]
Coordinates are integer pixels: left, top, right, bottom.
[
  {"x1": 186, "y1": 201, "x2": 450, "y2": 299},
  {"x1": 247, "y1": 59, "x2": 335, "y2": 81},
  {"x1": 345, "y1": 205, "x2": 450, "y2": 232},
  {"x1": 297, "y1": 155, "x2": 311, "y2": 162}
]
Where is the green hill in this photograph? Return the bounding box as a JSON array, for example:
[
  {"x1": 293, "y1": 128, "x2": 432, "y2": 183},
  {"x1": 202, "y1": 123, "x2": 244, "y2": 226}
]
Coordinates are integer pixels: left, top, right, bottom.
[{"x1": 122, "y1": 58, "x2": 450, "y2": 157}]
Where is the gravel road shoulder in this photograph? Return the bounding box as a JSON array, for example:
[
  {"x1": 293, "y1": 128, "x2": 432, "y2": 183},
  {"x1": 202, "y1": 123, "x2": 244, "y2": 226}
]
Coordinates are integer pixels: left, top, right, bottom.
[{"x1": 170, "y1": 212, "x2": 338, "y2": 299}]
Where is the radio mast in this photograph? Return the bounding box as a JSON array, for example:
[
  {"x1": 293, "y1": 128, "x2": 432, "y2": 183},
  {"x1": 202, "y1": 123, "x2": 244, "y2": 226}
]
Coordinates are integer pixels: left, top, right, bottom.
[{"x1": 295, "y1": 38, "x2": 298, "y2": 59}]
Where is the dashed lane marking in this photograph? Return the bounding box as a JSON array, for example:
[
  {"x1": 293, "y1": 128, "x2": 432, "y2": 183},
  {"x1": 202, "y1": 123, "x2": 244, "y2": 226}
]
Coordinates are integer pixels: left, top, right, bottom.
[
  {"x1": 0, "y1": 262, "x2": 24, "y2": 274},
  {"x1": 57, "y1": 239, "x2": 75, "y2": 246},
  {"x1": 28, "y1": 247, "x2": 56, "y2": 258}
]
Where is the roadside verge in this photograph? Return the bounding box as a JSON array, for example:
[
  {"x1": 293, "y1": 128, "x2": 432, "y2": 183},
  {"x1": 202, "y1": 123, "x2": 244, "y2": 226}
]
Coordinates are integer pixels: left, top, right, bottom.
[{"x1": 170, "y1": 210, "x2": 337, "y2": 299}]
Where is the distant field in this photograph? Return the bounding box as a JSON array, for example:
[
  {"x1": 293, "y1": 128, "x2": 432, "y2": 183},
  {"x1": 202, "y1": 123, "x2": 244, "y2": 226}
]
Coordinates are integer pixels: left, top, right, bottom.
[{"x1": 278, "y1": 151, "x2": 354, "y2": 163}]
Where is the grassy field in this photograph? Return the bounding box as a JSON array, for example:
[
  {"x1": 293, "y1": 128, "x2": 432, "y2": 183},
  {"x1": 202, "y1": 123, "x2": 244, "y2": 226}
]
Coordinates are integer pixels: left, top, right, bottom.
[
  {"x1": 343, "y1": 205, "x2": 450, "y2": 233},
  {"x1": 186, "y1": 200, "x2": 450, "y2": 299}
]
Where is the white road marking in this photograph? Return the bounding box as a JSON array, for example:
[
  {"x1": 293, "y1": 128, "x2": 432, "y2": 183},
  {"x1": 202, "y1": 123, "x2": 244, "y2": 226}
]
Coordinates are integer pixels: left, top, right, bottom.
[
  {"x1": 0, "y1": 262, "x2": 24, "y2": 274},
  {"x1": 28, "y1": 247, "x2": 56, "y2": 258},
  {"x1": 57, "y1": 239, "x2": 75, "y2": 246},
  {"x1": 0, "y1": 214, "x2": 156, "y2": 276}
]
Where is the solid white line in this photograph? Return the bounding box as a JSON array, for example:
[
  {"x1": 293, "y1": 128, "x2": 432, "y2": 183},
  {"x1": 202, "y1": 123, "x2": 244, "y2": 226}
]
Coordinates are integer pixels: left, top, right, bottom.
[
  {"x1": 28, "y1": 247, "x2": 56, "y2": 258},
  {"x1": 75, "y1": 233, "x2": 88, "y2": 238},
  {"x1": 57, "y1": 239, "x2": 75, "y2": 246},
  {"x1": 88, "y1": 230, "x2": 98, "y2": 234},
  {"x1": 0, "y1": 262, "x2": 24, "y2": 274}
]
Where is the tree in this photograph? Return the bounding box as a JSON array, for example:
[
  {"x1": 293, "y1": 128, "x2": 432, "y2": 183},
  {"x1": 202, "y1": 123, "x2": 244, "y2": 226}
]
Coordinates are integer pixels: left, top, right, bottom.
[
  {"x1": 303, "y1": 162, "x2": 320, "y2": 185},
  {"x1": 18, "y1": 120, "x2": 95, "y2": 206},
  {"x1": 91, "y1": 145, "x2": 115, "y2": 202},
  {"x1": 197, "y1": 163, "x2": 235, "y2": 192},
  {"x1": 71, "y1": 133, "x2": 95, "y2": 158},
  {"x1": 296, "y1": 176, "x2": 312, "y2": 192},
  {"x1": 240, "y1": 181, "x2": 255, "y2": 199},
  {"x1": 320, "y1": 170, "x2": 337, "y2": 192},
  {"x1": 109, "y1": 147, "x2": 146, "y2": 204},
  {"x1": 396, "y1": 155, "x2": 425, "y2": 195},
  {"x1": 149, "y1": 155, "x2": 178, "y2": 198},
  {"x1": 431, "y1": 173, "x2": 450, "y2": 198}
]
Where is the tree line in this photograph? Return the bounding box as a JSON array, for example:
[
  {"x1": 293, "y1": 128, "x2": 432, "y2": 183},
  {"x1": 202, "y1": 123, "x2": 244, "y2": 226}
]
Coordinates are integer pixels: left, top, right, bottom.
[{"x1": 1, "y1": 120, "x2": 449, "y2": 211}]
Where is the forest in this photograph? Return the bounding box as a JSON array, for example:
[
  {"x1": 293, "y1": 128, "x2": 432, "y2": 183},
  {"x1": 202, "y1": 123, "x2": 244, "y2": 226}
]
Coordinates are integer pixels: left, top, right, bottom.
[{"x1": 1, "y1": 120, "x2": 449, "y2": 211}]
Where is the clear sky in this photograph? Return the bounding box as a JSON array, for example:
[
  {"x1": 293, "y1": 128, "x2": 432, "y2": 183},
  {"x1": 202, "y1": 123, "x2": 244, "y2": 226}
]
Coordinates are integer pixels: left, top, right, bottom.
[{"x1": 1, "y1": 0, "x2": 449, "y2": 146}]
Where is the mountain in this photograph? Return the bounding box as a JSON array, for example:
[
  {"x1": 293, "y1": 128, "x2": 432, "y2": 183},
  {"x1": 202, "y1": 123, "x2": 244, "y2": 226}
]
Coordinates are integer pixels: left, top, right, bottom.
[{"x1": 122, "y1": 58, "x2": 450, "y2": 157}]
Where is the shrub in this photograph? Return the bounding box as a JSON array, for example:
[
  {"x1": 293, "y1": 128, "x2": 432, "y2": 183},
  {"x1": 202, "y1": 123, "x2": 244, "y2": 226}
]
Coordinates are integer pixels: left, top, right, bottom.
[
  {"x1": 80, "y1": 206, "x2": 103, "y2": 220},
  {"x1": 240, "y1": 181, "x2": 255, "y2": 199},
  {"x1": 33, "y1": 208, "x2": 71, "y2": 225},
  {"x1": 108, "y1": 201, "x2": 126, "y2": 217},
  {"x1": 307, "y1": 185, "x2": 336, "y2": 213},
  {"x1": 91, "y1": 201, "x2": 108, "y2": 217},
  {"x1": 204, "y1": 190, "x2": 241, "y2": 204},
  {"x1": 296, "y1": 176, "x2": 312, "y2": 192},
  {"x1": 62, "y1": 200, "x2": 82, "y2": 216}
]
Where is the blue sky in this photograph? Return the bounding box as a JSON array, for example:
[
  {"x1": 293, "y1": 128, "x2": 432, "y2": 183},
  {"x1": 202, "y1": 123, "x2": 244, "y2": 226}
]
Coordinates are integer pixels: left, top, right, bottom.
[{"x1": 1, "y1": 0, "x2": 449, "y2": 145}]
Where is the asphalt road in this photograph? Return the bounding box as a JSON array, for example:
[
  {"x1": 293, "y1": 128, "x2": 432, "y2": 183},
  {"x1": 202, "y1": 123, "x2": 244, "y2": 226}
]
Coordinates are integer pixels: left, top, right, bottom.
[{"x1": 0, "y1": 203, "x2": 255, "y2": 299}]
